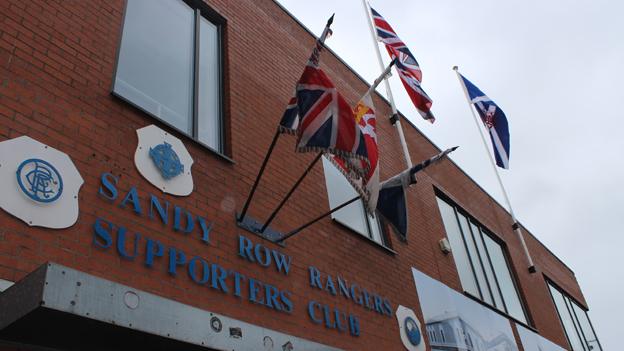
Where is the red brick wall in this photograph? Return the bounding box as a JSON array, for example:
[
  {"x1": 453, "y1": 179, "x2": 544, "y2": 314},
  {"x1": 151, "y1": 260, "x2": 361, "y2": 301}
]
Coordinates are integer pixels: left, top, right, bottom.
[{"x1": 0, "y1": 0, "x2": 582, "y2": 350}]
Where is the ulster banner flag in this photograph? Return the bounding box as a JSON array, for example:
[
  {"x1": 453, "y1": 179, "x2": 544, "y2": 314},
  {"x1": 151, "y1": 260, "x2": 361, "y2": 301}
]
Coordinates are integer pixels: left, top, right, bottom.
[{"x1": 329, "y1": 91, "x2": 380, "y2": 213}]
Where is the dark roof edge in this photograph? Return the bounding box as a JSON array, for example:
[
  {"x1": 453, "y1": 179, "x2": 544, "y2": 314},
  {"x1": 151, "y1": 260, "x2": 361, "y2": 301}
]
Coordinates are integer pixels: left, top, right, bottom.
[{"x1": 270, "y1": 0, "x2": 575, "y2": 276}]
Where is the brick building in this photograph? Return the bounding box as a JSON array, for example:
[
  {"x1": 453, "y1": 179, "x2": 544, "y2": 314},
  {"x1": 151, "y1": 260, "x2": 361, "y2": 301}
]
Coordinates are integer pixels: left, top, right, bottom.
[{"x1": 0, "y1": 1, "x2": 602, "y2": 350}]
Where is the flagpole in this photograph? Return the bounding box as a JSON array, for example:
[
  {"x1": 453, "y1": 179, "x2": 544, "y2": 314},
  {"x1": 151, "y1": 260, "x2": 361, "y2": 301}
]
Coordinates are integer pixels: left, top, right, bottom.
[
  {"x1": 260, "y1": 152, "x2": 322, "y2": 233},
  {"x1": 361, "y1": 0, "x2": 412, "y2": 168},
  {"x1": 277, "y1": 195, "x2": 360, "y2": 243},
  {"x1": 453, "y1": 66, "x2": 536, "y2": 273}
]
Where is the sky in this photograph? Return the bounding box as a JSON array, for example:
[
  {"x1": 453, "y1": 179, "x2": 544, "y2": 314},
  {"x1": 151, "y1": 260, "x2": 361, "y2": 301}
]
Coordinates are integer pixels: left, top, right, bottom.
[{"x1": 276, "y1": 0, "x2": 623, "y2": 349}]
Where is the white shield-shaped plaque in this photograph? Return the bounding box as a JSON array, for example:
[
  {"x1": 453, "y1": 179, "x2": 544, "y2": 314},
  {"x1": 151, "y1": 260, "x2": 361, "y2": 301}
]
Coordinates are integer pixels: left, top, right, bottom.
[
  {"x1": 135, "y1": 125, "x2": 194, "y2": 196},
  {"x1": 396, "y1": 305, "x2": 426, "y2": 351},
  {"x1": 0, "y1": 136, "x2": 84, "y2": 229}
]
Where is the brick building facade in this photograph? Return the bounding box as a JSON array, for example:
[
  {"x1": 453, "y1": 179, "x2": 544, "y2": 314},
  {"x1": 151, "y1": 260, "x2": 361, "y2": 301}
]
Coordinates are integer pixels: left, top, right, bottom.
[{"x1": 0, "y1": 1, "x2": 601, "y2": 350}]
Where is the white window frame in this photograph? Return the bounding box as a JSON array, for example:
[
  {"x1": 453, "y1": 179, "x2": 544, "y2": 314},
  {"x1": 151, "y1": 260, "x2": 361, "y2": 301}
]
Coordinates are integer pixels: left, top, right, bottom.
[{"x1": 321, "y1": 157, "x2": 386, "y2": 246}]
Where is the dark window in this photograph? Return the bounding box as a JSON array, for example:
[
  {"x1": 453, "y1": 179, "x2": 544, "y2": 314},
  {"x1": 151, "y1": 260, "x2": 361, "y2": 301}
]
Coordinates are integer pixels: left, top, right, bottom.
[
  {"x1": 114, "y1": 0, "x2": 223, "y2": 152},
  {"x1": 547, "y1": 280, "x2": 602, "y2": 351},
  {"x1": 436, "y1": 195, "x2": 528, "y2": 323}
]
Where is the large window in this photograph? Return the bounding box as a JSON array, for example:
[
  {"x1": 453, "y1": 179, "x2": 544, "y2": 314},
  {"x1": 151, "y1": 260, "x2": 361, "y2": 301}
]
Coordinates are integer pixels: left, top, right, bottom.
[
  {"x1": 322, "y1": 157, "x2": 386, "y2": 246},
  {"x1": 547, "y1": 281, "x2": 602, "y2": 351},
  {"x1": 436, "y1": 195, "x2": 528, "y2": 323},
  {"x1": 113, "y1": 0, "x2": 223, "y2": 152}
]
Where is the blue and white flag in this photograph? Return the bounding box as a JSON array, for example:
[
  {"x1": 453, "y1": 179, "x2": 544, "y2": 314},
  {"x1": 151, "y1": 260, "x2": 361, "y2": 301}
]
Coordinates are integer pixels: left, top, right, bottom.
[
  {"x1": 459, "y1": 74, "x2": 510, "y2": 169},
  {"x1": 376, "y1": 147, "x2": 457, "y2": 240}
]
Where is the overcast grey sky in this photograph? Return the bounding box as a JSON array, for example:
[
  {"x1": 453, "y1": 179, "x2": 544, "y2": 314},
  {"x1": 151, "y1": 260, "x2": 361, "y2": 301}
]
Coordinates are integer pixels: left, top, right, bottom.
[{"x1": 277, "y1": 0, "x2": 622, "y2": 349}]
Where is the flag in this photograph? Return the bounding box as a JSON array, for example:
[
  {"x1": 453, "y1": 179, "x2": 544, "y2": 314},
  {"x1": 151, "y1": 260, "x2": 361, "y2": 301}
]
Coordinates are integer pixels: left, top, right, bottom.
[
  {"x1": 294, "y1": 64, "x2": 369, "y2": 176},
  {"x1": 370, "y1": 7, "x2": 435, "y2": 123},
  {"x1": 329, "y1": 91, "x2": 380, "y2": 213},
  {"x1": 376, "y1": 147, "x2": 457, "y2": 240},
  {"x1": 279, "y1": 15, "x2": 334, "y2": 134},
  {"x1": 458, "y1": 73, "x2": 510, "y2": 169}
]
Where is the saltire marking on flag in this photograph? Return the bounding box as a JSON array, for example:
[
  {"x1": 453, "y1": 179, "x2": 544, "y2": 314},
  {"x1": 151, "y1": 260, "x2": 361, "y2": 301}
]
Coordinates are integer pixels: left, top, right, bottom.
[
  {"x1": 328, "y1": 91, "x2": 380, "y2": 213},
  {"x1": 376, "y1": 147, "x2": 458, "y2": 240},
  {"x1": 459, "y1": 74, "x2": 510, "y2": 169},
  {"x1": 279, "y1": 15, "x2": 334, "y2": 135},
  {"x1": 370, "y1": 7, "x2": 435, "y2": 123}
]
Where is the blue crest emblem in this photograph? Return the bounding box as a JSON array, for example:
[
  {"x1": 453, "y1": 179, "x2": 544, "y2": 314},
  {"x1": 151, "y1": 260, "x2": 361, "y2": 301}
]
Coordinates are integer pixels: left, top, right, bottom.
[
  {"x1": 404, "y1": 316, "x2": 421, "y2": 346},
  {"x1": 149, "y1": 142, "x2": 185, "y2": 179},
  {"x1": 16, "y1": 159, "x2": 63, "y2": 203}
]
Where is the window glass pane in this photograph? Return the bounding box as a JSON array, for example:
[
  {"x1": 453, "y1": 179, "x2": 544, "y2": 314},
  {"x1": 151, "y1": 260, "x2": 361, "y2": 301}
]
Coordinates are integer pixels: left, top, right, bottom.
[
  {"x1": 322, "y1": 157, "x2": 369, "y2": 236},
  {"x1": 436, "y1": 198, "x2": 479, "y2": 297},
  {"x1": 471, "y1": 222, "x2": 505, "y2": 310},
  {"x1": 572, "y1": 305, "x2": 601, "y2": 351},
  {"x1": 566, "y1": 299, "x2": 588, "y2": 351},
  {"x1": 458, "y1": 215, "x2": 491, "y2": 304},
  {"x1": 484, "y1": 235, "x2": 527, "y2": 323},
  {"x1": 549, "y1": 284, "x2": 586, "y2": 351},
  {"x1": 198, "y1": 16, "x2": 221, "y2": 150},
  {"x1": 114, "y1": 0, "x2": 194, "y2": 134},
  {"x1": 368, "y1": 213, "x2": 383, "y2": 244}
]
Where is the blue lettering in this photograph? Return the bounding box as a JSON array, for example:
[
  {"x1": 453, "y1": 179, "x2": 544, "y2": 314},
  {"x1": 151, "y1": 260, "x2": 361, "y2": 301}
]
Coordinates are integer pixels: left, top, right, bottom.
[
  {"x1": 308, "y1": 301, "x2": 322, "y2": 324},
  {"x1": 149, "y1": 195, "x2": 169, "y2": 225},
  {"x1": 98, "y1": 173, "x2": 118, "y2": 201},
  {"x1": 173, "y1": 206, "x2": 194, "y2": 233},
  {"x1": 280, "y1": 291, "x2": 293, "y2": 313},
  {"x1": 325, "y1": 275, "x2": 337, "y2": 295},
  {"x1": 373, "y1": 295, "x2": 384, "y2": 314},
  {"x1": 334, "y1": 309, "x2": 347, "y2": 332},
  {"x1": 197, "y1": 216, "x2": 212, "y2": 244},
  {"x1": 93, "y1": 217, "x2": 113, "y2": 249},
  {"x1": 248, "y1": 278, "x2": 263, "y2": 304},
  {"x1": 188, "y1": 256, "x2": 209, "y2": 284},
  {"x1": 362, "y1": 288, "x2": 372, "y2": 309},
  {"x1": 210, "y1": 264, "x2": 229, "y2": 293},
  {"x1": 309, "y1": 266, "x2": 322, "y2": 289},
  {"x1": 322, "y1": 304, "x2": 336, "y2": 329},
  {"x1": 338, "y1": 277, "x2": 351, "y2": 299},
  {"x1": 238, "y1": 235, "x2": 255, "y2": 262},
  {"x1": 350, "y1": 284, "x2": 363, "y2": 305},
  {"x1": 272, "y1": 250, "x2": 291, "y2": 275},
  {"x1": 120, "y1": 187, "x2": 142, "y2": 215},
  {"x1": 116, "y1": 227, "x2": 140, "y2": 260},
  {"x1": 382, "y1": 299, "x2": 393, "y2": 316},
  {"x1": 349, "y1": 315, "x2": 360, "y2": 336},
  {"x1": 145, "y1": 238, "x2": 163, "y2": 268},
  {"x1": 264, "y1": 283, "x2": 281, "y2": 311},
  {"x1": 230, "y1": 270, "x2": 246, "y2": 297},
  {"x1": 254, "y1": 244, "x2": 271, "y2": 267},
  {"x1": 168, "y1": 247, "x2": 186, "y2": 276}
]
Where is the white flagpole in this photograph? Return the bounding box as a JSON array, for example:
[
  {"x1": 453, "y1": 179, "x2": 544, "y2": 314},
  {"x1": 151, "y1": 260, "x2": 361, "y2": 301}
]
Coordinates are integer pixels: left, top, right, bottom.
[
  {"x1": 453, "y1": 66, "x2": 536, "y2": 273},
  {"x1": 361, "y1": 0, "x2": 412, "y2": 168}
]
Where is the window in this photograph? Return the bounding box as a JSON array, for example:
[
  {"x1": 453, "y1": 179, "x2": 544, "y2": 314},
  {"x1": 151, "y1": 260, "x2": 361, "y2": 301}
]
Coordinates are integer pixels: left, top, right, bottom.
[
  {"x1": 436, "y1": 195, "x2": 528, "y2": 323},
  {"x1": 547, "y1": 281, "x2": 602, "y2": 351},
  {"x1": 114, "y1": 0, "x2": 223, "y2": 152},
  {"x1": 322, "y1": 157, "x2": 387, "y2": 246}
]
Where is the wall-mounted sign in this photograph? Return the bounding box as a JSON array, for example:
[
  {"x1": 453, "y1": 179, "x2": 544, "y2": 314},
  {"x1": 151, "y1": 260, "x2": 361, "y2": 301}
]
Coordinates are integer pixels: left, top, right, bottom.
[
  {"x1": 396, "y1": 305, "x2": 426, "y2": 351},
  {"x1": 135, "y1": 125, "x2": 194, "y2": 196},
  {"x1": 412, "y1": 268, "x2": 519, "y2": 351},
  {"x1": 0, "y1": 136, "x2": 83, "y2": 228}
]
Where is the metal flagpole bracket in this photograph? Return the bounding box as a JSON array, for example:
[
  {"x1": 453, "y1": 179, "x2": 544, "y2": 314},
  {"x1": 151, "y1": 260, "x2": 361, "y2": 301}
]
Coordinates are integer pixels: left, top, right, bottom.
[
  {"x1": 236, "y1": 212, "x2": 286, "y2": 246},
  {"x1": 389, "y1": 113, "x2": 400, "y2": 125}
]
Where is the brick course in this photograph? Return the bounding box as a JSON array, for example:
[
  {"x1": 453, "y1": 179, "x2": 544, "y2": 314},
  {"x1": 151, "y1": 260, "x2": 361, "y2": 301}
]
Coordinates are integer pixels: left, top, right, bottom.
[{"x1": 0, "y1": 0, "x2": 585, "y2": 350}]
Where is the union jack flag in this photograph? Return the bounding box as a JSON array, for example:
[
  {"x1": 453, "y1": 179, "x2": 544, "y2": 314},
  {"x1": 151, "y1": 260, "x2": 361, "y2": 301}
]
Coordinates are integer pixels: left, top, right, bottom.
[
  {"x1": 370, "y1": 7, "x2": 435, "y2": 123},
  {"x1": 279, "y1": 15, "x2": 334, "y2": 135},
  {"x1": 295, "y1": 64, "x2": 370, "y2": 176}
]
